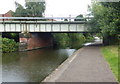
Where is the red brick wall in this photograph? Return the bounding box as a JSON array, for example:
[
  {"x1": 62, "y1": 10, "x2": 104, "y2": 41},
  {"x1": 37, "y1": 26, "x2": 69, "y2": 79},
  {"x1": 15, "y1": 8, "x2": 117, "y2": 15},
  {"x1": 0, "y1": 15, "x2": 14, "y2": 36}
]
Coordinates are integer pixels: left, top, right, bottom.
[
  {"x1": 27, "y1": 36, "x2": 53, "y2": 49},
  {"x1": 20, "y1": 33, "x2": 53, "y2": 50}
]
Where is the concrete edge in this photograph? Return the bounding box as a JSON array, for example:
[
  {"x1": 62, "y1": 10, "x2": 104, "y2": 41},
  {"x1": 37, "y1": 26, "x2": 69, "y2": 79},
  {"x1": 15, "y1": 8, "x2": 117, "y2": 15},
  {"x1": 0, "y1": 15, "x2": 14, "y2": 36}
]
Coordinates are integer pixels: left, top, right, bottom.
[{"x1": 42, "y1": 47, "x2": 85, "y2": 82}]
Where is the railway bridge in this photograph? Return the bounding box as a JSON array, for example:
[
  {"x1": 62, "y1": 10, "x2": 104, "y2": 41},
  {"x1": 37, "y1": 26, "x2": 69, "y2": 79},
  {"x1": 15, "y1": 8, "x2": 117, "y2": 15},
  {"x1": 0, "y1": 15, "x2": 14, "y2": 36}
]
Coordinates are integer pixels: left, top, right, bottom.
[
  {"x1": 0, "y1": 17, "x2": 89, "y2": 32},
  {"x1": 0, "y1": 17, "x2": 91, "y2": 50}
]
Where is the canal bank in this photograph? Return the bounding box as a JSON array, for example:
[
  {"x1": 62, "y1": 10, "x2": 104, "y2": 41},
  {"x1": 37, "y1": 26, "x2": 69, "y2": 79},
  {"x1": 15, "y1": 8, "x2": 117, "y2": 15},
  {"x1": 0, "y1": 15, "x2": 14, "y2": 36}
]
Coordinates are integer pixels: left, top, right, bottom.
[{"x1": 42, "y1": 44, "x2": 118, "y2": 83}]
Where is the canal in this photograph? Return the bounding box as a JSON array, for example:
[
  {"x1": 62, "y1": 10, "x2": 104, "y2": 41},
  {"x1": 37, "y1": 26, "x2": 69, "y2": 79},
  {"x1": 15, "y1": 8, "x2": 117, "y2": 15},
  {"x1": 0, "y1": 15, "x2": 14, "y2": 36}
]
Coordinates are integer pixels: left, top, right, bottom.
[{"x1": 2, "y1": 48, "x2": 75, "y2": 82}]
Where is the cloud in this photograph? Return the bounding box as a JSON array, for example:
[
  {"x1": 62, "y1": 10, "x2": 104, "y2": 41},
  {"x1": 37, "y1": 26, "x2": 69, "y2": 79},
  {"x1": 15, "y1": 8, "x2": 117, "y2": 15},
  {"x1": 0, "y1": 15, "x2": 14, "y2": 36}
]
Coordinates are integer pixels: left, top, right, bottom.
[{"x1": 45, "y1": 0, "x2": 91, "y2": 17}]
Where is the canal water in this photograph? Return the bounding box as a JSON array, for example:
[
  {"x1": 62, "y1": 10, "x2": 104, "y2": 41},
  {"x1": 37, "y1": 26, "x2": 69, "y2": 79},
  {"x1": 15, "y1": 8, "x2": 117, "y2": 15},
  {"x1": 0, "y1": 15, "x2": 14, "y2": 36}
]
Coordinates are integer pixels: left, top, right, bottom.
[{"x1": 2, "y1": 48, "x2": 75, "y2": 82}]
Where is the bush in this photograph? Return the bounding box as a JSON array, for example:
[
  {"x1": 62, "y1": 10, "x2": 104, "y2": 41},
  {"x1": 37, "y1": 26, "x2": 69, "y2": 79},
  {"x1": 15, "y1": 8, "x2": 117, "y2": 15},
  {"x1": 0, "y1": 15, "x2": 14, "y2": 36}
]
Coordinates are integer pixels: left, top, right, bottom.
[
  {"x1": 2, "y1": 33, "x2": 19, "y2": 42},
  {"x1": 68, "y1": 33, "x2": 86, "y2": 49},
  {"x1": 2, "y1": 38, "x2": 18, "y2": 53},
  {"x1": 84, "y1": 33, "x2": 94, "y2": 42},
  {"x1": 52, "y1": 33, "x2": 86, "y2": 49},
  {"x1": 52, "y1": 33, "x2": 70, "y2": 48}
]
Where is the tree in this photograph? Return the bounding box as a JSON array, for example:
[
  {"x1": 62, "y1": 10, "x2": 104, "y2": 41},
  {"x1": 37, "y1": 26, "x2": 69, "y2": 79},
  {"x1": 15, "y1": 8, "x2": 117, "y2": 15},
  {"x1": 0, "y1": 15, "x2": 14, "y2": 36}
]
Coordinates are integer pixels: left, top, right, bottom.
[
  {"x1": 13, "y1": 1, "x2": 45, "y2": 17},
  {"x1": 13, "y1": 2, "x2": 27, "y2": 17},
  {"x1": 64, "y1": 19, "x2": 68, "y2": 21},
  {"x1": 25, "y1": 2, "x2": 45, "y2": 17},
  {"x1": 87, "y1": 3, "x2": 102, "y2": 33},
  {"x1": 89, "y1": 2, "x2": 120, "y2": 45},
  {"x1": 74, "y1": 14, "x2": 85, "y2": 21},
  {"x1": 52, "y1": 33, "x2": 70, "y2": 48},
  {"x1": 68, "y1": 33, "x2": 86, "y2": 49}
]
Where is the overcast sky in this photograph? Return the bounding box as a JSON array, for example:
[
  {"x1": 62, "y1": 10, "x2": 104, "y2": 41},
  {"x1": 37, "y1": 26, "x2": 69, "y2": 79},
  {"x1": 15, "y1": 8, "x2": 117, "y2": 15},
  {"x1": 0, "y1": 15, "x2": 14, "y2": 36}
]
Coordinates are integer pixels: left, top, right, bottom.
[{"x1": 0, "y1": 0, "x2": 91, "y2": 17}]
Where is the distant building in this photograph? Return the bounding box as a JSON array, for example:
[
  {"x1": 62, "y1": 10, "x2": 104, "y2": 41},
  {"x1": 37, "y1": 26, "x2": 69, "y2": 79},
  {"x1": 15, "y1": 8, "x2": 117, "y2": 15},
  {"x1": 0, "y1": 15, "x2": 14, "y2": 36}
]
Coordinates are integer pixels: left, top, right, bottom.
[
  {"x1": 4, "y1": 10, "x2": 13, "y2": 17},
  {"x1": 0, "y1": 10, "x2": 13, "y2": 21}
]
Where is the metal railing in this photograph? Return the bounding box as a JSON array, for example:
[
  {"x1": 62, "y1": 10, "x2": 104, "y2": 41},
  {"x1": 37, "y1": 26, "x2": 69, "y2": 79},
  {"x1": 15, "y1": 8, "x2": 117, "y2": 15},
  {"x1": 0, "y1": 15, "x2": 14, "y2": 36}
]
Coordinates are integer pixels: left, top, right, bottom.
[{"x1": 0, "y1": 17, "x2": 92, "y2": 21}]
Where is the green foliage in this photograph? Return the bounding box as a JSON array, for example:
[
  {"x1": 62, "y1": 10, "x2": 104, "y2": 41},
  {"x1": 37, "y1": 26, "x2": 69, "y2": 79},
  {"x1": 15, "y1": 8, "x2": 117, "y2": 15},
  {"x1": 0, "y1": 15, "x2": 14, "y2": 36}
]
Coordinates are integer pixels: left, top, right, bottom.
[
  {"x1": 74, "y1": 14, "x2": 85, "y2": 21},
  {"x1": 89, "y1": 2, "x2": 120, "y2": 45},
  {"x1": 25, "y1": 2, "x2": 45, "y2": 17},
  {"x1": 96, "y1": 33, "x2": 103, "y2": 39},
  {"x1": 52, "y1": 33, "x2": 86, "y2": 49},
  {"x1": 64, "y1": 19, "x2": 68, "y2": 21},
  {"x1": 2, "y1": 33, "x2": 18, "y2": 38},
  {"x1": 13, "y1": 1, "x2": 45, "y2": 17},
  {"x1": 68, "y1": 33, "x2": 86, "y2": 49},
  {"x1": 84, "y1": 33, "x2": 94, "y2": 42},
  {"x1": 52, "y1": 33, "x2": 70, "y2": 48},
  {"x1": 2, "y1": 38, "x2": 18, "y2": 53},
  {"x1": 2, "y1": 33, "x2": 19, "y2": 42},
  {"x1": 13, "y1": 3, "x2": 26, "y2": 17}
]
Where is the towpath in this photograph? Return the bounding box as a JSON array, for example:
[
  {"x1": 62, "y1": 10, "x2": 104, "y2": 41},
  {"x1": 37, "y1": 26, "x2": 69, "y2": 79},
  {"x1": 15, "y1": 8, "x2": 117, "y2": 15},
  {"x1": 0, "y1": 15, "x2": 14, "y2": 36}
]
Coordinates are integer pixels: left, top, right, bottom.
[{"x1": 43, "y1": 43, "x2": 118, "y2": 83}]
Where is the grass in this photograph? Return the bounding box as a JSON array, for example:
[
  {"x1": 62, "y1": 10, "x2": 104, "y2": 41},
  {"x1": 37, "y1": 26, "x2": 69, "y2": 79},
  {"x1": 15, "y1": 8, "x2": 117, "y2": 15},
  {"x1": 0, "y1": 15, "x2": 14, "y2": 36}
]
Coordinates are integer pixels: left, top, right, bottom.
[
  {"x1": 0, "y1": 35, "x2": 1, "y2": 48},
  {"x1": 101, "y1": 45, "x2": 119, "y2": 82}
]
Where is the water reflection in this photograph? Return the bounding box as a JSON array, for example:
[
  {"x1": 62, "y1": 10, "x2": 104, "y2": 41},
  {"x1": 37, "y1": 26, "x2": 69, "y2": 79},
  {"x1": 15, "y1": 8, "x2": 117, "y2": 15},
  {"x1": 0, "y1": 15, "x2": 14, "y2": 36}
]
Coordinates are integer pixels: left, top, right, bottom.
[
  {"x1": 2, "y1": 48, "x2": 75, "y2": 82},
  {"x1": 83, "y1": 37, "x2": 102, "y2": 46}
]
